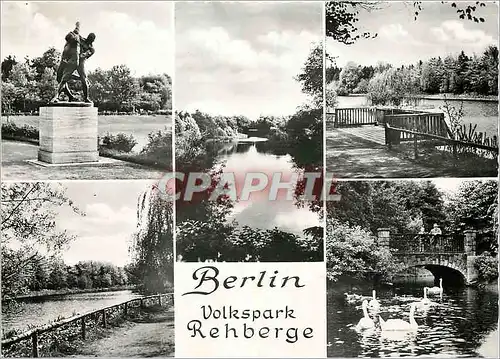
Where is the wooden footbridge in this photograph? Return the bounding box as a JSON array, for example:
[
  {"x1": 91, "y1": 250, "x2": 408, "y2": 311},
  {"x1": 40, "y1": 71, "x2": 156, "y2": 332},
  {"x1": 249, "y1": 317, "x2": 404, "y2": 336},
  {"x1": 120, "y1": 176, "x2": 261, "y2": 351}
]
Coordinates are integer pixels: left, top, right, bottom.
[{"x1": 328, "y1": 107, "x2": 498, "y2": 158}]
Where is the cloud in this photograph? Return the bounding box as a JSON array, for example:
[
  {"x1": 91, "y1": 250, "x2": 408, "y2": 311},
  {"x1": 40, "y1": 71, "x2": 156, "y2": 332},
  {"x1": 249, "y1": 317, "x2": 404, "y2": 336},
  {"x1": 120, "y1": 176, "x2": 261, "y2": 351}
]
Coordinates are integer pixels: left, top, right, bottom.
[
  {"x1": 378, "y1": 24, "x2": 410, "y2": 41},
  {"x1": 177, "y1": 27, "x2": 318, "y2": 118},
  {"x1": 91, "y1": 11, "x2": 173, "y2": 75},
  {"x1": 175, "y1": 2, "x2": 321, "y2": 118},
  {"x1": 57, "y1": 202, "x2": 136, "y2": 265},
  {"x1": 63, "y1": 233, "x2": 133, "y2": 267},
  {"x1": 84, "y1": 203, "x2": 136, "y2": 224},
  {"x1": 430, "y1": 20, "x2": 496, "y2": 48},
  {"x1": 1, "y1": 2, "x2": 173, "y2": 76}
]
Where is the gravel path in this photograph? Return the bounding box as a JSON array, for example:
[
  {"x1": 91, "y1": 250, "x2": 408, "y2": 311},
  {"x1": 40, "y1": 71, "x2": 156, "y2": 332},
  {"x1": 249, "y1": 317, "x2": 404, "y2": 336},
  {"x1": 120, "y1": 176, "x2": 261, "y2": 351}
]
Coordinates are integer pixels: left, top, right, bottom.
[{"x1": 75, "y1": 307, "x2": 174, "y2": 357}]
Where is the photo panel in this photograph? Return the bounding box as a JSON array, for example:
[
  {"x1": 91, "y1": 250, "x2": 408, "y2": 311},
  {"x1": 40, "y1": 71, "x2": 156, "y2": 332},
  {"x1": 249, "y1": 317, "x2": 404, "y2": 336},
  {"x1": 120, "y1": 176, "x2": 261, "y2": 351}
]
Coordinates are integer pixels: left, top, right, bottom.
[
  {"x1": 174, "y1": 1, "x2": 325, "y2": 263},
  {"x1": 173, "y1": 1, "x2": 326, "y2": 357},
  {"x1": 325, "y1": 1, "x2": 498, "y2": 179},
  {"x1": 326, "y1": 178, "x2": 498, "y2": 358},
  {"x1": 1, "y1": 180, "x2": 174, "y2": 357},
  {"x1": 1, "y1": 1, "x2": 173, "y2": 181}
]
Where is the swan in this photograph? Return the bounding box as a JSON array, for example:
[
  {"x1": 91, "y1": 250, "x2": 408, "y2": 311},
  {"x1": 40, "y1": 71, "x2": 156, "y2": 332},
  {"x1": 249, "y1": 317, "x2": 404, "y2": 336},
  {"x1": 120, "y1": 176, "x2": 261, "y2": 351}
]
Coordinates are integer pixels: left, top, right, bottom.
[
  {"x1": 379, "y1": 303, "x2": 418, "y2": 331},
  {"x1": 368, "y1": 290, "x2": 381, "y2": 311},
  {"x1": 415, "y1": 287, "x2": 431, "y2": 310},
  {"x1": 356, "y1": 300, "x2": 375, "y2": 331},
  {"x1": 427, "y1": 278, "x2": 443, "y2": 295},
  {"x1": 420, "y1": 287, "x2": 431, "y2": 305}
]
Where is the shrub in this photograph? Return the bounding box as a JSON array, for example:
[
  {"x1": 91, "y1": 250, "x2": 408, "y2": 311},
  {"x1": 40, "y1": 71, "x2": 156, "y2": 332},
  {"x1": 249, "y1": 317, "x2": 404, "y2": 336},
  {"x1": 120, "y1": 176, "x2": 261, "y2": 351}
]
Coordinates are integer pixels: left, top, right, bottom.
[
  {"x1": 2, "y1": 122, "x2": 39, "y2": 140},
  {"x1": 100, "y1": 133, "x2": 137, "y2": 153},
  {"x1": 474, "y1": 252, "x2": 499, "y2": 284},
  {"x1": 140, "y1": 129, "x2": 172, "y2": 167}
]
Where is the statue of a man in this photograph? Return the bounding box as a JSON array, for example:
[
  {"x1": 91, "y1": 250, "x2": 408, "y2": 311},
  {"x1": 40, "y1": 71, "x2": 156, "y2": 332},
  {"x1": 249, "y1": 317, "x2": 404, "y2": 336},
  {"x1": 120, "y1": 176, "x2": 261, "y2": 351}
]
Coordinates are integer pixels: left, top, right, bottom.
[{"x1": 50, "y1": 21, "x2": 96, "y2": 103}]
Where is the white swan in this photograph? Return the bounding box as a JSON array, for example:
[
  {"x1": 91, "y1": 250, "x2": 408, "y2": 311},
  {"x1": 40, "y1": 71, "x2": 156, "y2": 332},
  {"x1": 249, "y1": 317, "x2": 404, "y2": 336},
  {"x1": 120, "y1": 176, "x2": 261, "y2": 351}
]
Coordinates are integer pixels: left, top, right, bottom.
[
  {"x1": 427, "y1": 278, "x2": 443, "y2": 295},
  {"x1": 368, "y1": 290, "x2": 381, "y2": 311},
  {"x1": 420, "y1": 287, "x2": 431, "y2": 305},
  {"x1": 379, "y1": 303, "x2": 418, "y2": 331},
  {"x1": 356, "y1": 300, "x2": 375, "y2": 331}
]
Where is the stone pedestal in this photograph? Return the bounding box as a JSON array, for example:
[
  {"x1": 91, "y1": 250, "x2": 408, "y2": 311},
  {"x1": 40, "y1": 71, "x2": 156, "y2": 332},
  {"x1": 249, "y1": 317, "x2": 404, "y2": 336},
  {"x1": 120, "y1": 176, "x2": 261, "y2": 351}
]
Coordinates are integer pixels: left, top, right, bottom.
[{"x1": 38, "y1": 103, "x2": 98, "y2": 164}]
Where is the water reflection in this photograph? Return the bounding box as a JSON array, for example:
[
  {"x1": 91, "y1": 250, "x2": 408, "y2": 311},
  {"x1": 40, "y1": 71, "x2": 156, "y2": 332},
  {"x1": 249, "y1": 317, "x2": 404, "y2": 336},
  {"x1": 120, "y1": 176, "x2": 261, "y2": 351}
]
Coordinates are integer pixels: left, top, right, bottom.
[
  {"x1": 209, "y1": 140, "x2": 320, "y2": 234},
  {"x1": 327, "y1": 285, "x2": 498, "y2": 357}
]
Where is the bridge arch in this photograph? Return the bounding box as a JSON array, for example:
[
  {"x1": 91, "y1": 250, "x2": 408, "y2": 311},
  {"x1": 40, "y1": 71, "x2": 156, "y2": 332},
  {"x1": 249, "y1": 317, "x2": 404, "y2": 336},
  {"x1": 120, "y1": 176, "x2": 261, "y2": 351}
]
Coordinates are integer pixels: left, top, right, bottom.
[{"x1": 396, "y1": 256, "x2": 468, "y2": 286}]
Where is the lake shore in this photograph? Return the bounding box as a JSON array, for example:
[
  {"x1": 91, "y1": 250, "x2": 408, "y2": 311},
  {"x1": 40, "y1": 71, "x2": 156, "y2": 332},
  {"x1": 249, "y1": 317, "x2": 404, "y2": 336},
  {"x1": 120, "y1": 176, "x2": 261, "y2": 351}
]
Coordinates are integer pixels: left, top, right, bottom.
[
  {"x1": 345, "y1": 93, "x2": 498, "y2": 102},
  {"x1": 8, "y1": 286, "x2": 137, "y2": 301}
]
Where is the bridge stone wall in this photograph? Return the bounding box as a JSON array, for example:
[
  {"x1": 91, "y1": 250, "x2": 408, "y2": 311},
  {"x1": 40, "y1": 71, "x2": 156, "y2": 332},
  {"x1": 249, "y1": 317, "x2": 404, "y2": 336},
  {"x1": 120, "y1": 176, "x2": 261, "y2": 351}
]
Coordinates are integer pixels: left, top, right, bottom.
[{"x1": 377, "y1": 228, "x2": 478, "y2": 285}]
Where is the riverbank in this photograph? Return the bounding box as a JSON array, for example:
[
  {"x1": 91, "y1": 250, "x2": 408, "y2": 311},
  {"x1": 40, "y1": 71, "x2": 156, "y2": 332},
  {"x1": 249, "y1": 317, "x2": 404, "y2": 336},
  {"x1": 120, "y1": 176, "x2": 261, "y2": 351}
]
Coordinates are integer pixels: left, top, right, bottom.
[{"x1": 7, "y1": 286, "x2": 137, "y2": 301}]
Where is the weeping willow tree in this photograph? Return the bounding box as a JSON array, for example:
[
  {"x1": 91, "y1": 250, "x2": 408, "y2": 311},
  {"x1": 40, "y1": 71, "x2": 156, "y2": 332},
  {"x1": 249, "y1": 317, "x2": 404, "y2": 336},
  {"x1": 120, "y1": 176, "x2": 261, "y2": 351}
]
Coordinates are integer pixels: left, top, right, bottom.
[{"x1": 130, "y1": 185, "x2": 174, "y2": 294}]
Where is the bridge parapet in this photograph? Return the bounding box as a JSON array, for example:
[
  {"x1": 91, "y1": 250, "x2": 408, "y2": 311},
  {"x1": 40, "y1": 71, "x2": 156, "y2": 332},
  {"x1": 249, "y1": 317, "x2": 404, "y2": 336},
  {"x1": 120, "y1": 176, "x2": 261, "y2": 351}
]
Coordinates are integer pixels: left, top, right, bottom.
[{"x1": 377, "y1": 228, "x2": 479, "y2": 285}]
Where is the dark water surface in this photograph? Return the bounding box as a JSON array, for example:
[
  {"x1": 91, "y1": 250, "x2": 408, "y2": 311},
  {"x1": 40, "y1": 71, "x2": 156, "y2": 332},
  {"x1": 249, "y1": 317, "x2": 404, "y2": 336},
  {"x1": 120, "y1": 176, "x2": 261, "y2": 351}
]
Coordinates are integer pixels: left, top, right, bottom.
[{"x1": 327, "y1": 284, "x2": 498, "y2": 357}]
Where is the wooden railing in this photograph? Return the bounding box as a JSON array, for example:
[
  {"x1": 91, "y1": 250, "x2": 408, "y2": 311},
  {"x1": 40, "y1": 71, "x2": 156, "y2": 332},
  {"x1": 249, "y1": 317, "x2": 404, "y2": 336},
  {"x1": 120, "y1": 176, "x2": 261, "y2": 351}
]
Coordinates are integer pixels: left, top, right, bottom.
[
  {"x1": 383, "y1": 112, "x2": 451, "y2": 139},
  {"x1": 389, "y1": 234, "x2": 465, "y2": 254},
  {"x1": 333, "y1": 108, "x2": 382, "y2": 127},
  {"x1": 331, "y1": 107, "x2": 452, "y2": 138},
  {"x1": 1, "y1": 293, "x2": 173, "y2": 357},
  {"x1": 385, "y1": 124, "x2": 499, "y2": 159}
]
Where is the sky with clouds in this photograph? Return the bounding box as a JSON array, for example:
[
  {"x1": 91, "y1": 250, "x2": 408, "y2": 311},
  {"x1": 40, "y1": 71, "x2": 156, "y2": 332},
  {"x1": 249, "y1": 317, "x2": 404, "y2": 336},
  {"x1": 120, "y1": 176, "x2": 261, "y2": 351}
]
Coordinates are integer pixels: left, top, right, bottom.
[
  {"x1": 327, "y1": 1, "x2": 499, "y2": 67},
  {"x1": 175, "y1": 1, "x2": 323, "y2": 120},
  {"x1": 53, "y1": 180, "x2": 156, "y2": 267},
  {"x1": 1, "y1": 1, "x2": 173, "y2": 76}
]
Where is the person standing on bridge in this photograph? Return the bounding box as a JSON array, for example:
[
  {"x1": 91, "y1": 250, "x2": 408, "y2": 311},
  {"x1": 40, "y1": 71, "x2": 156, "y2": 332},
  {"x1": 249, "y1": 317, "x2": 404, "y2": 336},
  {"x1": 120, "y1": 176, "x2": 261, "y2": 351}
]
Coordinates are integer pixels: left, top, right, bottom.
[
  {"x1": 417, "y1": 226, "x2": 426, "y2": 251},
  {"x1": 430, "y1": 223, "x2": 442, "y2": 236},
  {"x1": 430, "y1": 223, "x2": 443, "y2": 251}
]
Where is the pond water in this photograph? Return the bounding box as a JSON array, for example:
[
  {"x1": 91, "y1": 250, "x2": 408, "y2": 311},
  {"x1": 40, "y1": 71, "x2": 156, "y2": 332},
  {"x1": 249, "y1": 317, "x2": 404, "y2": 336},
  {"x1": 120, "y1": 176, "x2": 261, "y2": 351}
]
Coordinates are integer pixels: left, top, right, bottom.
[
  {"x1": 204, "y1": 140, "x2": 321, "y2": 235},
  {"x1": 337, "y1": 96, "x2": 498, "y2": 137},
  {"x1": 2, "y1": 290, "x2": 140, "y2": 334},
  {"x1": 327, "y1": 283, "x2": 499, "y2": 358}
]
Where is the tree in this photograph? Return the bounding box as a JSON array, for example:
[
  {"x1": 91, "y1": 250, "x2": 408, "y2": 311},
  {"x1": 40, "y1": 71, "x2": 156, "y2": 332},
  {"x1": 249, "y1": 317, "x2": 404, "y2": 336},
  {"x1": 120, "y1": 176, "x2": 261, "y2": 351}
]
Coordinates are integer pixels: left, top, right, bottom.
[
  {"x1": 1, "y1": 182, "x2": 82, "y2": 299},
  {"x1": 1, "y1": 55, "x2": 17, "y2": 81},
  {"x1": 446, "y1": 181, "x2": 498, "y2": 254},
  {"x1": 326, "y1": 219, "x2": 402, "y2": 283},
  {"x1": 107, "y1": 65, "x2": 140, "y2": 111},
  {"x1": 138, "y1": 74, "x2": 171, "y2": 109},
  {"x1": 130, "y1": 186, "x2": 174, "y2": 293},
  {"x1": 326, "y1": 1, "x2": 489, "y2": 44},
  {"x1": 325, "y1": 1, "x2": 379, "y2": 44},
  {"x1": 30, "y1": 47, "x2": 60, "y2": 81},
  {"x1": 295, "y1": 42, "x2": 323, "y2": 108},
  {"x1": 327, "y1": 181, "x2": 446, "y2": 235},
  {"x1": 337, "y1": 61, "x2": 362, "y2": 94},
  {"x1": 37, "y1": 67, "x2": 57, "y2": 103},
  {"x1": 8, "y1": 61, "x2": 38, "y2": 112},
  {"x1": 88, "y1": 68, "x2": 110, "y2": 108},
  {"x1": 1, "y1": 81, "x2": 17, "y2": 114}
]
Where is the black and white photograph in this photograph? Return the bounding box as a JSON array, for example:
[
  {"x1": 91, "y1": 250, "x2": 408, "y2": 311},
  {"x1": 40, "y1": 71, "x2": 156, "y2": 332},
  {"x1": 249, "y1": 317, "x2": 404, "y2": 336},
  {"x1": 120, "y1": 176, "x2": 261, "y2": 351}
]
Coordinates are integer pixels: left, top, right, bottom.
[
  {"x1": 1, "y1": 2, "x2": 173, "y2": 181},
  {"x1": 1, "y1": 180, "x2": 174, "y2": 357},
  {"x1": 174, "y1": 1, "x2": 324, "y2": 262},
  {"x1": 326, "y1": 1, "x2": 498, "y2": 178},
  {"x1": 326, "y1": 178, "x2": 498, "y2": 357}
]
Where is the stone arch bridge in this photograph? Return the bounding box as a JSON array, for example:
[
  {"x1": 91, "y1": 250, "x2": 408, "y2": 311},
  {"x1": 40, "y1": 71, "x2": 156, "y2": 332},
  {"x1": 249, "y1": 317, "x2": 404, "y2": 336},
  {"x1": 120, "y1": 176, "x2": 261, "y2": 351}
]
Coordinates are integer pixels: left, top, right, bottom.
[{"x1": 376, "y1": 228, "x2": 478, "y2": 285}]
